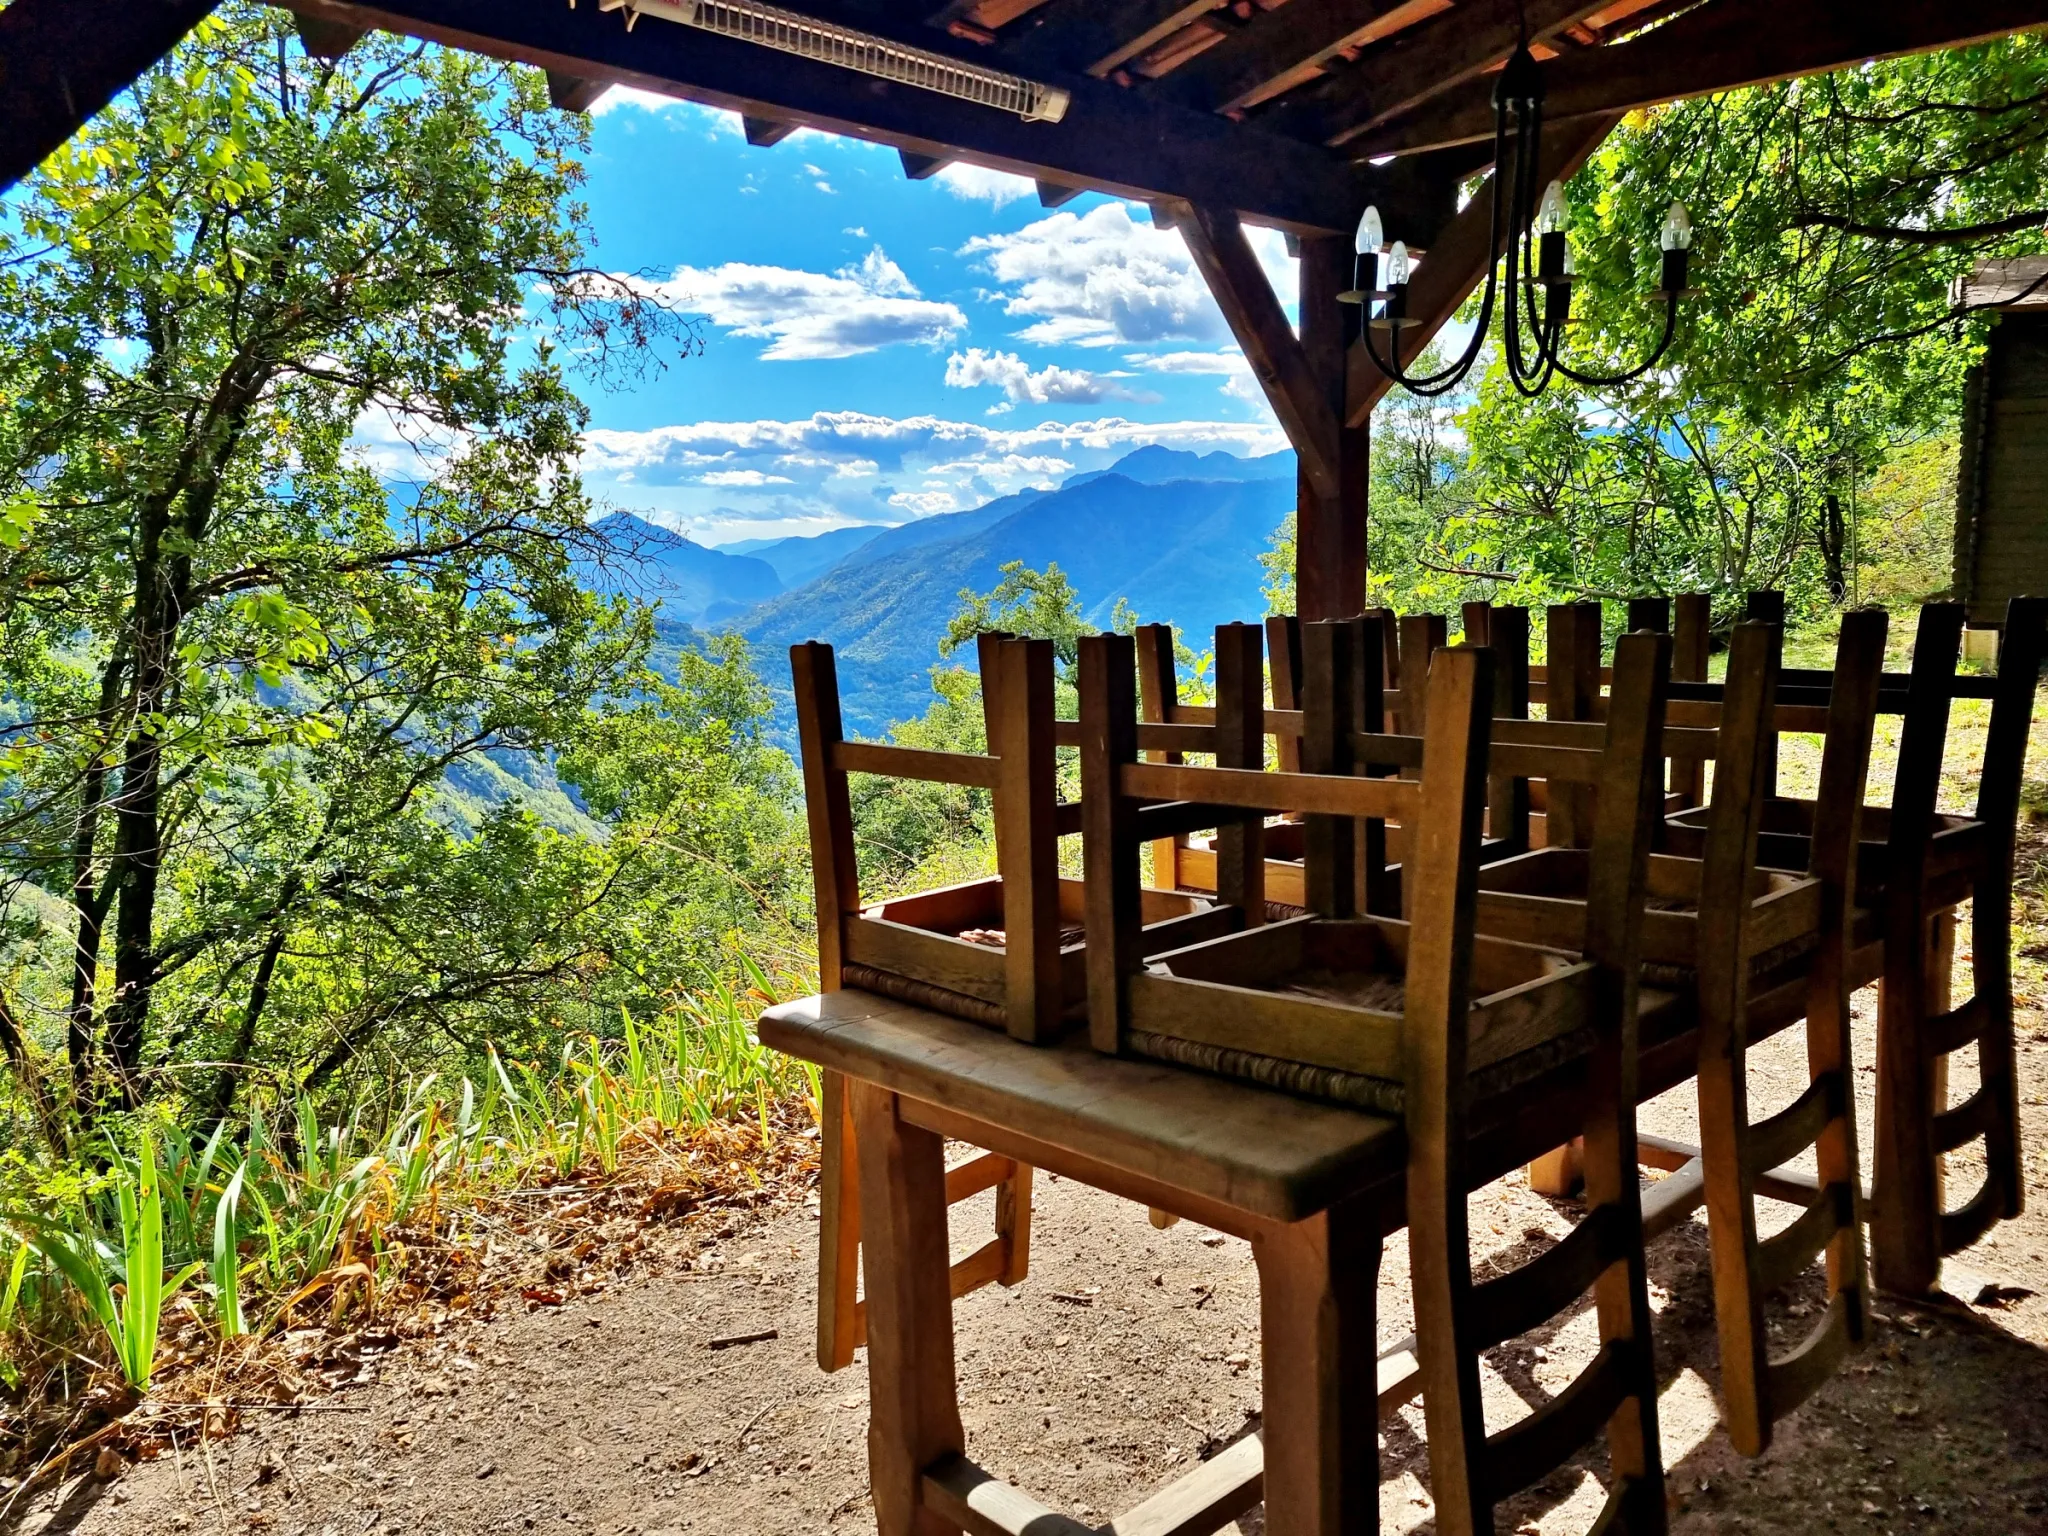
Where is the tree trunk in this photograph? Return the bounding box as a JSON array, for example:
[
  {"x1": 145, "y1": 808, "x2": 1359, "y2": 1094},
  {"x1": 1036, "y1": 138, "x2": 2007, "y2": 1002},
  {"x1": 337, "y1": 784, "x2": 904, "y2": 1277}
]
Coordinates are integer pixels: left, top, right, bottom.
[
  {"x1": 202, "y1": 926, "x2": 286, "y2": 1130},
  {"x1": 1817, "y1": 489, "x2": 1849, "y2": 604}
]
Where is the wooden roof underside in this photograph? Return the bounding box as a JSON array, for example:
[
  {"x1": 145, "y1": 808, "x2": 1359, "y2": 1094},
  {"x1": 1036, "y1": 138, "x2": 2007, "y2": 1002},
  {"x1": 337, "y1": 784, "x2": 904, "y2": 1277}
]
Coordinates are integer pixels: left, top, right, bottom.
[{"x1": 6, "y1": 0, "x2": 2048, "y2": 235}]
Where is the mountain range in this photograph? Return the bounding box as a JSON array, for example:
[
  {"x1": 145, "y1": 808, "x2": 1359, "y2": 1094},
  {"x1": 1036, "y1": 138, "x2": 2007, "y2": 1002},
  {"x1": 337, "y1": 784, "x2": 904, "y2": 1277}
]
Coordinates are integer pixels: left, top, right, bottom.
[{"x1": 597, "y1": 445, "x2": 1297, "y2": 740}]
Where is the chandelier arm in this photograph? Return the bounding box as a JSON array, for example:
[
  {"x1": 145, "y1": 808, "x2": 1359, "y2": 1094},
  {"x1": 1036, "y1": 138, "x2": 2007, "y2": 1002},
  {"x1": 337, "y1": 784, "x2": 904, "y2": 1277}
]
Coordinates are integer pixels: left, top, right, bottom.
[
  {"x1": 1354, "y1": 103, "x2": 1518, "y2": 397},
  {"x1": 1545, "y1": 289, "x2": 1682, "y2": 389}
]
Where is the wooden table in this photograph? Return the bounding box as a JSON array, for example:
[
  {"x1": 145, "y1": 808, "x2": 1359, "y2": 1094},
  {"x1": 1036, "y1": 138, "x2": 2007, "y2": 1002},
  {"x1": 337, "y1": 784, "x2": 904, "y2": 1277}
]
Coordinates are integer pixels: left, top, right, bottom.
[
  {"x1": 763, "y1": 987, "x2": 1406, "y2": 1535},
  {"x1": 760, "y1": 983, "x2": 1797, "y2": 1534}
]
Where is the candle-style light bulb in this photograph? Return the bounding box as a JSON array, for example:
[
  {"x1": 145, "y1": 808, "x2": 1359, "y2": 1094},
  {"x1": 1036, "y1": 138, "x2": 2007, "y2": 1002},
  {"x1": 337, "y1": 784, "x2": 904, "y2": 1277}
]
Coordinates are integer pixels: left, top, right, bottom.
[
  {"x1": 1355, "y1": 205, "x2": 1383, "y2": 256},
  {"x1": 1385, "y1": 240, "x2": 1411, "y2": 287},
  {"x1": 1660, "y1": 200, "x2": 1693, "y2": 252},
  {"x1": 1536, "y1": 180, "x2": 1570, "y2": 236}
]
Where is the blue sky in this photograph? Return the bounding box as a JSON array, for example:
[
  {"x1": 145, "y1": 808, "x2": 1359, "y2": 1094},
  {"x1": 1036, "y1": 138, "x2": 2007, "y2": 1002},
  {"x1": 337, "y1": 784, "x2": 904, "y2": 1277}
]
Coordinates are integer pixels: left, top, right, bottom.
[{"x1": 514, "y1": 89, "x2": 1298, "y2": 546}]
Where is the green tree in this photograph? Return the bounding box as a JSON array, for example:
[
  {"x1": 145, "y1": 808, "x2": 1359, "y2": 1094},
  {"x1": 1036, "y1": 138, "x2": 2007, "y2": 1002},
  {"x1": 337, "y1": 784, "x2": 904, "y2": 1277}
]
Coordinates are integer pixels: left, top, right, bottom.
[{"x1": 0, "y1": 6, "x2": 778, "y2": 1129}]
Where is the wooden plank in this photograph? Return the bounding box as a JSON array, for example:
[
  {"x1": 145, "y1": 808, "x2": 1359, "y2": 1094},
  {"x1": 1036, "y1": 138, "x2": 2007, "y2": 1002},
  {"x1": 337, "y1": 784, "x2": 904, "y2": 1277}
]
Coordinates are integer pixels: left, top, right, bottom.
[
  {"x1": 1121, "y1": 761, "x2": 1415, "y2": 821},
  {"x1": 1180, "y1": 207, "x2": 1342, "y2": 499},
  {"x1": 1360, "y1": 0, "x2": 2048, "y2": 156},
  {"x1": 845, "y1": 917, "x2": 1008, "y2": 1003},
  {"x1": 1147, "y1": 0, "x2": 1439, "y2": 114},
  {"x1": 833, "y1": 739, "x2": 1005, "y2": 788},
  {"x1": 924, "y1": 1454, "x2": 1095, "y2": 1536},
  {"x1": 816, "y1": 1070, "x2": 863, "y2": 1371},
  {"x1": 1106, "y1": 1432, "x2": 1264, "y2": 1536},
  {"x1": 285, "y1": 0, "x2": 1449, "y2": 237},
  {"x1": 1035, "y1": 178, "x2": 1084, "y2": 207},
  {"x1": 0, "y1": 0, "x2": 224, "y2": 195},
  {"x1": 759, "y1": 990, "x2": 1405, "y2": 1223},
  {"x1": 1267, "y1": 0, "x2": 1614, "y2": 147},
  {"x1": 1004, "y1": 0, "x2": 1224, "y2": 75},
  {"x1": 1302, "y1": 618, "x2": 1360, "y2": 917},
  {"x1": 1128, "y1": 969, "x2": 1407, "y2": 1081}
]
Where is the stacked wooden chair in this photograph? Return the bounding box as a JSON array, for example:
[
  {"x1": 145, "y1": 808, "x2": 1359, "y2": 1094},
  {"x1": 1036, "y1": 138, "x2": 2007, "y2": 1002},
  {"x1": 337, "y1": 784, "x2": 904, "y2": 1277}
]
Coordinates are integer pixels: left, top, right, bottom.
[
  {"x1": 1661, "y1": 596, "x2": 2048, "y2": 1295},
  {"x1": 1082, "y1": 620, "x2": 1675, "y2": 1534},
  {"x1": 791, "y1": 634, "x2": 1230, "y2": 1369}
]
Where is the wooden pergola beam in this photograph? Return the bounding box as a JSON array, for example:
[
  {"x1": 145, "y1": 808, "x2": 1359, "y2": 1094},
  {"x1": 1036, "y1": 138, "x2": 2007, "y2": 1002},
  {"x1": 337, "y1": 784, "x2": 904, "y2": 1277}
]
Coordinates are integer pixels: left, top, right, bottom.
[
  {"x1": 1265, "y1": 0, "x2": 1615, "y2": 148},
  {"x1": 1179, "y1": 204, "x2": 1345, "y2": 502},
  {"x1": 1344, "y1": 115, "x2": 1621, "y2": 426},
  {"x1": 1359, "y1": 0, "x2": 2048, "y2": 157},
  {"x1": 1005, "y1": 0, "x2": 1224, "y2": 76},
  {"x1": 277, "y1": 0, "x2": 1446, "y2": 236},
  {"x1": 0, "y1": 0, "x2": 223, "y2": 192},
  {"x1": 1146, "y1": 0, "x2": 1437, "y2": 116},
  {"x1": 545, "y1": 70, "x2": 610, "y2": 112}
]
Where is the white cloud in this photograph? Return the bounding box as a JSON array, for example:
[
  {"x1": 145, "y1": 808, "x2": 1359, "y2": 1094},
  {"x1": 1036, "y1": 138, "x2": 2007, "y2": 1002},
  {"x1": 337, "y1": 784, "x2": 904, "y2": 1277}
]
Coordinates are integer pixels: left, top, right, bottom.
[
  {"x1": 700, "y1": 469, "x2": 794, "y2": 486},
  {"x1": 932, "y1": 163, "x2": 1036, "y2": 207},
  {"x1": 943, "y1": 348, "x2": 1148, "y2": 406},
  {"x1": 961, "y1": 202, "x2": 1300, "y2": 350},
  {"x1": 634, "y1": 247, "x2": 964, "y2": 360},
  {"x1": 1127, "y1": 348, "x2": 1276, "y2": 415},
  {"x1": 589, "y1": 93, "x2": 742, "y2": 138}
]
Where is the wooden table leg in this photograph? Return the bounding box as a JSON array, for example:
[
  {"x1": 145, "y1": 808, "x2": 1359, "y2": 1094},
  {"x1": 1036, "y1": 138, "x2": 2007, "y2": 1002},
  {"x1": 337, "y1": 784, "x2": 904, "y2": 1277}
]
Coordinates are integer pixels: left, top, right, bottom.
[
  {"x1": 850, "y1": 1080, "x2": 966, "y2": 1536},
  {"x1": 1253, "y1": 1196, "x2": 1382, "y2": 1535}
]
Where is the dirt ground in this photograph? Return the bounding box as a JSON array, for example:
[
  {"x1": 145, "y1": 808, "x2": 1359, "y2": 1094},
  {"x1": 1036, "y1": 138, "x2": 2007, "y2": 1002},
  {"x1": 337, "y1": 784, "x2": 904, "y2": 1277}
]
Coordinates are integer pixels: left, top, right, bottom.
[
  {"x1": 15, "y1": 686, "x2": 2048, "y2": 1536},
  {"x1": 10, "y1": 965, "x2": 2047, "y2": 1536}
]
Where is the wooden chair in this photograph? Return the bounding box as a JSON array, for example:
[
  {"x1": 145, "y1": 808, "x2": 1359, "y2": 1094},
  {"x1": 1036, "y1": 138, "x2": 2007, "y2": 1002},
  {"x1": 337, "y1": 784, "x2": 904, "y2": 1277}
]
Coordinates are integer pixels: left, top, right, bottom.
[
  {"x1": 1486, "y1": 615, "x2": 1888, "y2": 1456},
  {"x1": 792, "y1": 635, "x2": 1230, "y2": 1370},
  {"x1": 1665, "y1": 597, "x2": 2048, "y2": 1294},
  {"x1": 1084, "y1": 624, "x2": 1674, "y2": 1534}
]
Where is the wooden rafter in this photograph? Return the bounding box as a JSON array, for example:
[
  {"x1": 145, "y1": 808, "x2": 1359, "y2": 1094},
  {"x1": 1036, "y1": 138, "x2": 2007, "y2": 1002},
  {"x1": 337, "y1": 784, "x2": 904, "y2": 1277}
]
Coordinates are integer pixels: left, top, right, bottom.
[
  {"x1": 1178, "y1": 204, "x2": 1345, "y2": 500},
  {"x1": 545, "y1": 70, "x2": 610, "y2": 112},
  {"x1": 1359, "y1": 0, "x2": 2048, "y2": 156},
  {"x1": 1262, "y1": 0, "x2": 1616, "y2": 148},
  {"x1": 1004, "y1": 0, "x2": 1225, "y2": 76},
  {"x1": 274, "y1": 0, "x2": 1446, "y2": 236},
  {"x1": 0, "y1": 0, "x2": 224, "y2": 192},
  {"x1": 1146, "y1": 0, "x2": 1442, "y2": 115},
  {"x1": 1343, "y1": 115, "x2": 1622, "y2": 425}
]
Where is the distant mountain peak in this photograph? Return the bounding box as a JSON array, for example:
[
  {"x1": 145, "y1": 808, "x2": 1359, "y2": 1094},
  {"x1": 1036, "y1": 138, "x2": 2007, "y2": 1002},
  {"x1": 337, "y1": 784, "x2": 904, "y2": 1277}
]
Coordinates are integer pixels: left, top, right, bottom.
[{"x1": 1065, "y1": 444, "x2": 1294, "y2": 491}]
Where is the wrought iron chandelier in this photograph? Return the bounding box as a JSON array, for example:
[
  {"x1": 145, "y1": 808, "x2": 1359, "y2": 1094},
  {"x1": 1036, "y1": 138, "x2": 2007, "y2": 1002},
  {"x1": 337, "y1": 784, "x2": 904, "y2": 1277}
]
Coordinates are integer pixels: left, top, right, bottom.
[{"x1": 1341, "y1": 41, "x2": 1694, "y2": 398}]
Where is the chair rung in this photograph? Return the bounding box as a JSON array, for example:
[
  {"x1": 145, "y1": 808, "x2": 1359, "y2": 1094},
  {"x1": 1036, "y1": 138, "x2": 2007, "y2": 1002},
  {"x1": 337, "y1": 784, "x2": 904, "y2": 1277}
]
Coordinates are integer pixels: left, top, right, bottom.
[
  {"x1": 1932, "y1": 1084, "x2": 2004, "y2": 1155},
  {"x1": 1483, "y1": 1340, "x2": 1634, "y2": 1502},
  {"x1": 1104, "y1": 1431, "x2": 1264, "y2": 1536},
  {"x1": 923, "y1": 1453, "x2": 1094, "y2": 1536},
  {"x1": 1925, "y1": 995, "x2": 1989, "y2": 1058},
  {"x1": 1641, "y1": 1158, "x2": 1705, "y2": 1239},
  {"x1": 1470, "y1": 1205, "x2": 1626, "y2": 1351},
  {"x1": 946, "y1": 1152, "x2": 1015, "y2": 1205},
  {"x1": 1755, "y1": 1183, "x2": 1853, "y2": 1296},
  {"x1": 1747, "y1": 1073, "x2": 1841, "y2": 1178},
  {"x1": 1764, "y1": 1288, "x2": 1856, "y2": 1419},
  {"x1": 1939, "y1": 1174, "x2": 2003, "y2": 1256}
]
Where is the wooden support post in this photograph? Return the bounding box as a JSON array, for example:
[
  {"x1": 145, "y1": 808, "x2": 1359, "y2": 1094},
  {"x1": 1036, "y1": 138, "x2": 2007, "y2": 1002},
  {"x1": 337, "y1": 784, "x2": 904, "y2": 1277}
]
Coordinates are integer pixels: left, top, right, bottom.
[
  {"x1": 1082, "y1": 634, "x2": 1143, "y2": 1057},
  {"x1": 1297, "y1": 235, "x2": 1369, "y2": 622},
  {"x1": 1301, "y1": 619, "x2": 1360, "y2": 918},
  {"x1": 791, "y1": 644, "x2": 859, "y2": 989},
  {"x1": 1360, "y1": 615, "x2": 1399, "y2": 918},
  {"x1": 849, "y1": 1081, "x2": 966, "y2": 1536},
  {"x1": 816, "y1": 1069, "x2": 862, "y2": 1371},
  {"x1": 1251, "y1": 1201, "x2": 1381, "y2": 1536}
]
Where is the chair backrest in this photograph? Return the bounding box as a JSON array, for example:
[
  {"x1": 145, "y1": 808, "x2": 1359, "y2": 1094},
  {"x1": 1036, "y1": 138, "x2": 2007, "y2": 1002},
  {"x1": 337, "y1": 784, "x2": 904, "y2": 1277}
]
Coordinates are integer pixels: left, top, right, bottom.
[
  {"x1": 791, "y1": 635, "x2": 1069, "y2": 1042},
  {"x1": 1079, "y1": 628, "x2": 1486, "y2": 1060}
]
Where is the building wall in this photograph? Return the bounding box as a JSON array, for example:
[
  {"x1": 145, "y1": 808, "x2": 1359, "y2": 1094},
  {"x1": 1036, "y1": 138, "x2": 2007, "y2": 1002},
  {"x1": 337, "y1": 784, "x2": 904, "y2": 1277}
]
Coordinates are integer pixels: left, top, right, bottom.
[{"x1": 1959, "y1": 312, "x2": 2048, "y2": 624}]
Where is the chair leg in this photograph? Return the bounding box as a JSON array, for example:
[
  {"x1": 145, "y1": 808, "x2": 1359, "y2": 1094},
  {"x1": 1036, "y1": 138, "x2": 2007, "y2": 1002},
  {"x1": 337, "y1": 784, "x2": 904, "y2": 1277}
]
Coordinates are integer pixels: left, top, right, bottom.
[
  {"x1": 818, "y1": 1070, "x2": 863, "y2": 1372},
  {"x1": 1874, "y1": 907, "x2": 1947, "y2": 1297},
  {"x1": 1251, "y1": 1199, "x2": 1381, "y2": 1536},
  {"x1": 849, "y1": 1081, "x2": 965, "y2": 1536}
]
